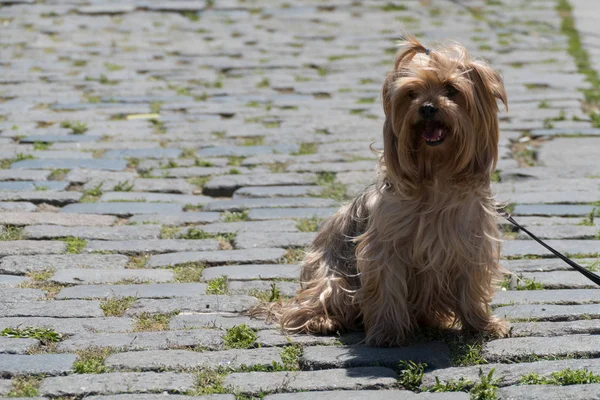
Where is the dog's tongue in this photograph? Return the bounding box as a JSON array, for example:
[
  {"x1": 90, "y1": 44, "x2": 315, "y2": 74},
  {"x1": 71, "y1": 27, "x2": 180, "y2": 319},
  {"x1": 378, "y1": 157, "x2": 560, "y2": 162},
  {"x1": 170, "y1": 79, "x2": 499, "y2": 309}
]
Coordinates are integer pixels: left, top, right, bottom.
[{"x1": 422, "y1": 122, "x2": 444, "y2": 141}]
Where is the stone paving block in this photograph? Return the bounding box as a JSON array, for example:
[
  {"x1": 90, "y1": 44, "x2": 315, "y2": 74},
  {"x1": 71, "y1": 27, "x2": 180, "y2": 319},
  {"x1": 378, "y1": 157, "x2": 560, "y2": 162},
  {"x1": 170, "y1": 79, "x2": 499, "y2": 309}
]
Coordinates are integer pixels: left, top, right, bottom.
[
  {"x1": 229, "y1": 280, "x2": 299, "y2": 298},
  {"x1": 202, "y1": 264, "x2": 300, "y2": 281},
  {"x1": 102, "y1": 149, "x2": 182, "y2": 159},
  {"x1": 0, "y1": 337, "x2": 39, "y2": 354},
  {"x1": 198, "y1": 220, "x2": 298, "y2": 234},
  {"x1": 100, "y1": 191, "x2": 211, "y2": 204},
  {"x1": 515, "y1": 271, "x2": 600, "y2": 289},
  {"x1": 301, "y1": 343, "x2": 452, "y2": 370},
  {"x1": 11, "y1": 159, "x2": 127, "y2": 170},
  {"x1": 256, "y1": 330, "x2": 349, "y2": 347},
  {"x1": 106, "y1": 348, "x2": 283, "y2": 371},
  {"x1": 494, "y1": 304, "x2": 600, "y2": 321},
  {"x1": 516, "y1": 225, "x2": 600, "y2": 240},
  {"x1": 147, "y1": 248, "x2": 287, "y2": 267},
  {"x1": 203, "y1": 174, "x2": 317, "y2": 197},
  {"x1": 57, "y1": 330, "x2": 224, "y2": 352},
  {"x1": 50, "y1": 268, "x2": 174, "y2": 285},
  {"x1": 0, "y1": 241, "x2": 66, "y2": 257},
  {"x1": 234, "y1": 232, "x2": 316, "y2": 249},
  {"x1": 129, "y1": 212, "x2": 221, "y2": 225},
  {"x1": 0, "y1": 181, "x2": 68, "y2": 191},
  {"x1": 197, "y1": 145, "x2": 299, "y2": 158},
  {"x1": 61, "y1": 202, "x2": 183, "y2": 217},
  {"x1": 22, "y1": 225, "x2": 161, "y2": 241},
  {"x1": 66, "y1": 169, "x2": 138, "y2": 185},
  {"x1": 498, "y1": 383, "x2": 600, "y2": 399},
  {"x1": 0, "y1": 275, "x2": 28, "y2": 287},
  {"x1": 0, "y1": 317, "x2": 132, "y2": 336},
  {"x1": 503, "y1": 258, "x2": 600, "y2": 273},
  {"x1": 483, "y1": 334, "x2": 600, "y2": 361},
  {"x1": 492, "y1": 289, "x2": 600, "y2": 307},
  {"x1": 203, "y1": 198, "x2": 336, "y2": 212},
  {"x1": 223, "y1": 367, "x2": 397, "y2": 394},
  {"x1": 0, "y1": 191, "x2": 81, "y2": 205},
  {"x1": 248, "y1": 208, "x2": 338, "y2": 221},
  {"x1": 0, "y1": 254, "x2": 129, "y2": 275},
  {"x1": 511, "y1": 319, "x2": 600, "y2": 337},
  {"x1": 84, "y1": 239, "x2": 221, "y2": 255},
  {"x1": 169, "y1": 313, "x2": 273, "y2": 331},
  {"x1": 512, "y1": 204, "x2": 596, "y2": 217},
  {"x1": 39, "y1": 372, "x2": 196, "y2": 397},
  {"x1": 0, "y1": 300, "x2": 103, "y2": 318},
  {"x1": 0, "y1": 288, "x2": 46, "y2": 302},
  {"x1": 86, "y1": 396, "x2": 232, "y2": 400},
  {"x1": 0, "y1": 379, "x2": 11, "y2": 395},
  {"x1": 0, "y1": 212, "x2": 117, "y2": 227},
  {"x1": 57, "y1": 282, "x2": 207, "y2": 299},
  {"x1": 124, "y1": 296, "x2": 258, "y2": 316},
  {"x1": 234, "y1": 186, "x2": 322, "y2": 198},
  {"x1": 502, "y1": 240, "x2": 600, "y2": 257},
  {"x1": 265, "y1": 392, "x2": 469, "y2": 400},
  {"x1": 119, "y1": 178, "x2": 195, "y2": 194},
  {"x1": 422, "y1": 358, "x2": 600, "y2": 388},
  {"x1": 0, "y1": 354, "x2": 76, "y2": 377},
  {"x1": 0, "y1": 202, "x2": 37, "y2": 212},
  {"x1": 0, "y1": 170, "x2": 50, "y2": 181}
]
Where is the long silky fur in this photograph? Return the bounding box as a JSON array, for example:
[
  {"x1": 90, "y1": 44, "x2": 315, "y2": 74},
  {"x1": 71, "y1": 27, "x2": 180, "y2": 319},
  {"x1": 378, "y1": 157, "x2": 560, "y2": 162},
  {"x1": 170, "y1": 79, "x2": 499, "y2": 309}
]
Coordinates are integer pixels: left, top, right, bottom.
[{"x1": 255, "y1": 36, "x2": 510, "y2": 346}]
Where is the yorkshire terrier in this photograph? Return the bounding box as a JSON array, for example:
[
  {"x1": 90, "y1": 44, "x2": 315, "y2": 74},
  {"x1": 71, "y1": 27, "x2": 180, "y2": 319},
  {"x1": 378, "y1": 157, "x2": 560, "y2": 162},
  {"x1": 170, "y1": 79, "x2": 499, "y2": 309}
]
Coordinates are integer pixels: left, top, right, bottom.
[{"x1": 262, "y1": 37, "x2": 509, "y2": 347}]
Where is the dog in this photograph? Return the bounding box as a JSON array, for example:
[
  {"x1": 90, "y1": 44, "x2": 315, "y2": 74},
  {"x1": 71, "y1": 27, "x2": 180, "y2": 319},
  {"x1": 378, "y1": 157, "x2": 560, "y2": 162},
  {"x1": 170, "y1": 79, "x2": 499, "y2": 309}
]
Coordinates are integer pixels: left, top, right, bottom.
[{"x1": 263, "y1": 37, "x2": 509, "y2": 347}]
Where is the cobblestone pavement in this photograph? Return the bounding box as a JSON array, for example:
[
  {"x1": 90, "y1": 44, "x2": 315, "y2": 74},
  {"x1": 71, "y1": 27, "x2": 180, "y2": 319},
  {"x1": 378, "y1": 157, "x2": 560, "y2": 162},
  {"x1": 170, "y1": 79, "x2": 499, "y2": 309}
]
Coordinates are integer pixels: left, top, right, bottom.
[{"x1": 0, "y1": 0, "x2": 599, "y2": 399}]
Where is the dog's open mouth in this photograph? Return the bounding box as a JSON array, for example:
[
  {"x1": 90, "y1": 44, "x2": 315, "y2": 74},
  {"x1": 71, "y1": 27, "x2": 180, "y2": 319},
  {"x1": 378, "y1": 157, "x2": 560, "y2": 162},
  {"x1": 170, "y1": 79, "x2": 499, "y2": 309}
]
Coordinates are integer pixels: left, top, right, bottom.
[{"x1": 422, "y1": 121, "x2": 448, "y2": 146}]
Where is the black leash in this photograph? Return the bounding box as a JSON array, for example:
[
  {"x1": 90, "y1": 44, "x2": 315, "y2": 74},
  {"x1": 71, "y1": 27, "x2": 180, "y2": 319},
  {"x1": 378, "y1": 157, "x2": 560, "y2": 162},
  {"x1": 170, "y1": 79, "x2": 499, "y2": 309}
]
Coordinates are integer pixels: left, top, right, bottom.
[{"x1": 499, "y1": 208, "x2": 600, "y2": 287}]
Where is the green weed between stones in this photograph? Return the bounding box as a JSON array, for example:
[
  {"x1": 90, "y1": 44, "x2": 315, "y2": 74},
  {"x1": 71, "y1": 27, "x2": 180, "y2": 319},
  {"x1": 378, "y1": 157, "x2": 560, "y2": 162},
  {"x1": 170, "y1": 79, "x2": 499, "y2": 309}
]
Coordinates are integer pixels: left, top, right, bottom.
[
  {"x1": 28, "y1": 268, "x2": 56, "y2": 282},
  {"x1": 249, "y1": 282, "x2": 282, "y2": 302},
  {"x1": 222, "y1": 210, "x2": 249, "y2": 222},
  {"x1": 73, "y1": 347, "x2": 115, "y2": 373},
  {"x1": 134, "y1": 312, "x2": 176, "y2": 332},
  {"x1": 8, "y1": 376, "x2": 41, "y2": 397},
  {"x1": 0, "y1": 326, "x2": 62, "y2": 344},
  {"x1": 223, "y1": 324, "x2": 257, "y2": 349},
  {"x1": 448, "y1": 334, "x2": 488, "y2": 367},
  {"x1": 113, "y1": 180, "x2": 134, "y2": 192},
  {"x1": 469, "y1": 369, "x2": 500, "y2": 400},
  {"x1": 0, "y1": 225, "x2": 24, "y2": 240},
  {"x1": 282, "y1": 247, "x2": 306, "y2": 264},
  {"x1": 280, "y1": 341, "x2": 303, "y2": 370},
  {"x1": 515, "y1": 274, "x2": 544, "y2": 290},
  {"x1": 293, "y1": 142, "x2": 318, "y2": 155},
  {"x1": 520, "y1": 368, "x2": 600, "y2": 385},
  {"x1": 296, "y1": 216, "x2": 322, "y2": 232},
  {"x1": 81, "y1": 182, "x2": 103, "y2": 203},
  {"x1": 429, "y1": 376, "x2": 472, "y2": 393},
  {"x1": 100, "y1": 296, "x2": 136, "y2": 317},
  {"x1": 60, "y1": 237, "x2": 87, "y2": 254},
  {"x1": 173, "y1": 262, "x2": 205, "y2": 283},
  {"x1": 316, "y1": 171, "x2": 348, "y2": 201},
  {"x1": 48, "y1": 168, "x2": 69, "y2": 181},
  {"x1": 398, "y1": 360, "x2": 426, "y2": 391},
  {"x1": 33, "y1": 141, "x2": 51, "y2": 150},
  {"x1": 206, "y1": 275, "x2": 228, "y2": 295},
  {"x1": 60, "y1": 120, "x2": 88, "y2": 135}
]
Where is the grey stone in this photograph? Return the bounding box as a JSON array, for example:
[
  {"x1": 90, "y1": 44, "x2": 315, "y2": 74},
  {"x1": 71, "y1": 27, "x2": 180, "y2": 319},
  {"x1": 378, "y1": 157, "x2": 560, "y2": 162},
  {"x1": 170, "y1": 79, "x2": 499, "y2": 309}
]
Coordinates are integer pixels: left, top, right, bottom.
[
  {"x1": 515, "y1": 271, "x2": 600, "y2": 289},
  {"x1": 51, "y1": 269, "x2": 174, "y2": 285},
  {"x1": 0, "y1": 300, "x2": 103, "y2": 318},
  {"x1": 0, "y1": 288, "x2": 45, "y2": 302},
  {"x1": 11, "y1": 159, "x2": 126, "y2": 170},
  {"x1": 0, "y1": 275, "x2": 28, "y2": 287},
  {"x1": 511, "y1": 319, "x2": 600, "y2": 337},
  {"x1": 0, "y1": 317, "x2": 133, "y2": 335},
  {"x1": 147, "y1": 248, "x2": 287, "y2": 267},
  {"x1": 106, "y1": 348, "x2": 283, "y2": 371},
  {"x1": 492, "y1": 289, "x2": 600, "y2": 307},
  {"x1": 516, "y1": 225, "x2": 600, "y2": 240},
  {"x1": 169, "y1": 313, "x2": 273, "y2": 331},
  {"x1": 223, "y1": 367, "x2": 397, "y2": 394},
  {"x1": 0, "y1": 170, "x2": 50, "y2": 181},
  {"x1": 301, "y1": 343, "x2": 452, "y2": 370},
  {"x1": 203, "y1": 198, "x2": 336, "y2": 212},
  {"x1": 19, "y1": 136, "x2": 100, "y2": 144},
  {"x1": 198, "y1": 144, "x2": 299, "y2": 158},
  {"x1": 0, "y1": 191, "x2": 80, "y2": 205},
  {"x1": 0, "y1": 354, "x2": 76, "y2": 377},
  {"x1": 0, "y1": 254, "x2": 129, "y2": 275},
  {"x1": 0, "y1": 181, "x2": 68, "y2": 191},
  {"x1": 229, "y1": 280, "x2": 299, "y2": 298},
  {"x1": 66, "y1": 169, "x2": 137, "y2": 185},
  {"x1": 57, "y1": 330, "x2": 223, "y2": 352},
  {"x1": 0, "y1": 337, "x2": 39, "y2": 354},
  {"x1": 100, "y1": 191, "x2": 210, "y2": 203},
  {"x1": 422, "y1": 358, "x2": 600, "y2": 388},
  {"x1": 502, "y1": 240, "x2": 600, "y2": 258},
  {"x1": 503, "y1": 258, "x2": 600, "y2": 273},
  {"x1": 57, "y1": 282, "x2": 206, "y2": 299},
  {"x1": 498, "y1": 383, "x2": 600, "y2": 399},
  {"x1": 513, "y1": 204, "x2": 596, "y2": 217},
  {"x1": 234, "y1": 232, "x2": 316, "y2": 249},
  {"x1": 0, "y1": 241, "x2": 66, "y2": 257},
  {"x1": 198, "y1": 220, "x2": 298, "y2": 234},
  {"x1": 203, "y1": 174, "x2": 317, "y2": 197},
  {"x1": 102, "y1": 149, "x2": 182, "y2": 159},
  {"x1": 22, "y1": 225, "x2": 161, "y2": 241},
  {"x1": 531, "y1": 127, "x2": 600, "y2": 136},
  {"x1": 124, "y1": 296, "x2": 259, "y2": 316},
  {"x1": 256, "y1": 330, "x2": 346, "y2": 347},
  {"x1": 234, "y1": 186, "x2": 322, "y2": 198},
  {"x1": 265, "y1": 392, "x2": 469, "y2": 400},
  {"x1": 484, "y1": 334, "x2": 600, "y2": 361},
  {"x1": 77, "y1": 4, "x2": 136, "y2": 14},
  {"x1": 129, "y1": 212, "x2": 221, "y2": 225},
  {"x1": 39, "y1": 372, "x2": 195, "y2": 397},
  {"x1": 202, "y1": 264, "x2": 300, "y2": 281},
  {"x1": 248, "y1": 208, "x2": 338, "y2": 220},
  {"x1": 495, "y1": 304, "x2": 600, "y2": 321},
  {"x1": 0, "y1": 378, "x2": 12, "y2": 395},
  {"x1": 86, "y1": 396, "x2": 232, "y2": 400},
  {"x1": 61, "y1": 202, "x2": 183, "y2": 217},
  {"x1": 0, "y1": 202, "x2": 37, "y2": 212},
  {"x1": 84, "y1": 239, "x2": 220, "y2": 255},
  {"x1": 0, "y1": 212, "x2": 116, "y2": 227}
]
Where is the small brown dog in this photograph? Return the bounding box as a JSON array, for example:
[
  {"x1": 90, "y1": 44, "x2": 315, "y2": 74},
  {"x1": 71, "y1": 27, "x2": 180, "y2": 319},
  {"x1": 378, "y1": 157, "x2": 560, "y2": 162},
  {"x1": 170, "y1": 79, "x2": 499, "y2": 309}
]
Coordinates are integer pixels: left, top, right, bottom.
[{"x1": 265, "y1": 37, "x2": 509, "y2": 346}]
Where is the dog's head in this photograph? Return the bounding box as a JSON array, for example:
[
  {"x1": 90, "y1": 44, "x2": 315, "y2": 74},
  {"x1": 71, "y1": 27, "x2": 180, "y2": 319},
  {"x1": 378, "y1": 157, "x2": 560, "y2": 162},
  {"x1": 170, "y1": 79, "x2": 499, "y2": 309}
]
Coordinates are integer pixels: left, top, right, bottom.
[{"x1": 382, "y1": 37, "x2": 507, "y2": 184}]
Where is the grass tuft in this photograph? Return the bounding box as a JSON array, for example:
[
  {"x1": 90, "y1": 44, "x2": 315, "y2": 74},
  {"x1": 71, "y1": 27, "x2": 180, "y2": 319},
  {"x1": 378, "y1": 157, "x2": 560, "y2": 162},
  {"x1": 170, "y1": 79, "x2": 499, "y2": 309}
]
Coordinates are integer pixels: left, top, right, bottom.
[
  {"x1": 100, "y1": 296, "x2": 136, "y2": 317},
  {"x1": 222, "y1": 210, "x2": 249, "y2": 222},
  {"x1": 60, "y1": 237, "x2": 87, "y2": 254},
  {"x1": 0, "y1": 226, "x2": 24, "y2": 241},
  {"x1": 73, "y1": 347, "x2": 114, "y2": 374},
  {"x1": 8, "y1": 376, "x2": 41, "y2": 397},
  {"x1": 134, "y1": 312, "x2": 174, "y2": 332},
  {"x1": 520, "y1": 368, "x2": 600, "y2": 385},
  {"x1": 295, "y1": 216, "x2": 322, "y2": 232},
  {"x1": 60, "y1": 121, "x2": 88, "y2": 135},
  {"x1": 223, "y1": 324, "x2": 257, "y2": 349},
  {"x1": 0, "y1": 326, "x2": 62, "y2": 345},
  {"x1": 173, "y1": 262, "x2": 205, "y2": 282},
  {"x1": 206, "y1": 275, "x2": 228, "y2": 295},
  {"x1": 398, "y1": 360, "x2": 426, "y2": 391}
]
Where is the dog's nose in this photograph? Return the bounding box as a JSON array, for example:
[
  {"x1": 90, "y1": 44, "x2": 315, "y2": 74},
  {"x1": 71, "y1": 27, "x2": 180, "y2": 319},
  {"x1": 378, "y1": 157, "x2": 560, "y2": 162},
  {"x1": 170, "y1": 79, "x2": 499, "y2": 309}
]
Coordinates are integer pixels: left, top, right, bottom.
[{"x1": 419, "y1": 104, "x2": 438, "y2": 120}]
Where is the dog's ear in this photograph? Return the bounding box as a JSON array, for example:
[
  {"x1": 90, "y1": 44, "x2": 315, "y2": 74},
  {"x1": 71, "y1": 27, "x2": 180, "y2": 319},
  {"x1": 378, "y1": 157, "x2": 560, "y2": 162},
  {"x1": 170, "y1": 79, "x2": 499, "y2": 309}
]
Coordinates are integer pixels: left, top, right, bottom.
[{"x1": 467, "y1": 60, "x2": 507, "y2": 112}]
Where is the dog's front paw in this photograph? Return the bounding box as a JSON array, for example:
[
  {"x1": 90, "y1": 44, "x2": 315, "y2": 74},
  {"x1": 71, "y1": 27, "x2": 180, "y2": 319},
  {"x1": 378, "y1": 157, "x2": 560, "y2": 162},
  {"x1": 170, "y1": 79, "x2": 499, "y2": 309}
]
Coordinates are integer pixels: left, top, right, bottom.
[{"x1": 485, "y1": 317, "x2": 510, "y2": 337}]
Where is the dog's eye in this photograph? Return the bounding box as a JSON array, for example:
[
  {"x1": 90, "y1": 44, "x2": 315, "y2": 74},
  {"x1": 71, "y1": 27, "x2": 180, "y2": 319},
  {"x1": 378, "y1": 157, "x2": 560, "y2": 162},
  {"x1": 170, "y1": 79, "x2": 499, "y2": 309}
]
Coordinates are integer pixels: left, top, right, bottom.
[
  {"x1": 445, "y1": 85, "x2": 458, "y2": 97},
  {"x1": 407, "y1": 90, "x2": 417, "y2": 99}
]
